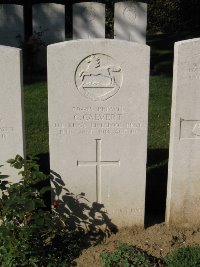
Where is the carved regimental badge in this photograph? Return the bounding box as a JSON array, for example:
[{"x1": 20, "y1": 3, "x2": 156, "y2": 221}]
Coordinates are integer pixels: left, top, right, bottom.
[
  {"x1": 86, "y1": 7, "x2": 95, "y2": 21},
  {"x1": 123, "y1": 5, "x2": 137, "y2": 23},
  {"x1": 75, "y1": 54, "x2": 123, "y2": 101}
]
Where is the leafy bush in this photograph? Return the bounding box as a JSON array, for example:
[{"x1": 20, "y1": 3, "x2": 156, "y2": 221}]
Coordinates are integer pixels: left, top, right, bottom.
[
  {"x1": 100, "y1": 243, "x2": 162, "y2": 267},
  {"x1": 0, "y1": 155, "x2": 116, "y2": 266},
  {"x1": 165, "y1": 245, "x2": 200, "y2": 267},
  {"x1": 0, "y1": 155, "x2": 79, "y2": 266}
]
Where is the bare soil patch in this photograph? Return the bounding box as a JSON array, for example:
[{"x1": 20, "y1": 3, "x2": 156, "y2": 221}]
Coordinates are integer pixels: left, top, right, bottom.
[{"x1": 75, "y1": 224, "x2": 200, "y2": 266}]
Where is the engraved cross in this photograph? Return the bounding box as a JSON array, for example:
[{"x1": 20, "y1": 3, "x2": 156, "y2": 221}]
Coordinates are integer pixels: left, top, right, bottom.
[{"x1": 77, "y1": 139, "x2": 120, "y2": 203}]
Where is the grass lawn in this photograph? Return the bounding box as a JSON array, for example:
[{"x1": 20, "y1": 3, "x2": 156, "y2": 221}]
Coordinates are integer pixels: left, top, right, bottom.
[
  {"x1": 148, "y1": 75, "x2": 172, "y2": 149},
  {"x1": 24, "y1": 82, "x2": 49, "y2": 156}
]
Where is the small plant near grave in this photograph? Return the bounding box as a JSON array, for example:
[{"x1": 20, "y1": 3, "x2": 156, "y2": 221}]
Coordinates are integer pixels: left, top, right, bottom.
[
  {"x1": 165, "y1": 245, "x2": 200, "y2": 267},
  {"x1": 100, "y1": 243, "x2": 163, "y2": 267},
  {"x1": 0, "y1": 155, "x2": 79, "y2": 266}
]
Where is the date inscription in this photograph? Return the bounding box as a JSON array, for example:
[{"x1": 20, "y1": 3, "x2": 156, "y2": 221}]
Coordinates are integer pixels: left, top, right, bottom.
[{"x1": 53, "y1": 106, "x2": 143, "y2": 136}]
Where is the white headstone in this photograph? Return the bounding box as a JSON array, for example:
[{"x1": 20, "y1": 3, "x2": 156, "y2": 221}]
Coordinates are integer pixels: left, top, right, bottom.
[
  {"x1": 166, "y1": 38, "x2": 200, "y2": 226},
  {"x1": 48, "y1": 40, "x2": 150, "y2": 227},
  {"x1": 32, "y1": 3, "x2": 65, "y2": 45},
  {"x1": 73, "y1": 2, "x2": 105, "y2": 39},
  {"x1": 0, "y1": 4, "x2": 24, "y2": 47},
  {"x1": 114, "y1": 1, "x2": 147, "y2": 44},
  {"x1": 32, "y1": 3, "x2": 65, "y2": 68},
  {"x1": 0, "y1": 46, "x2": 25, "y2": 180}
]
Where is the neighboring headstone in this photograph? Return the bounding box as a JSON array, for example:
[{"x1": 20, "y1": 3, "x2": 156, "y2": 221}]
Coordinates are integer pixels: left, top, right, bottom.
[
  {"x1": 32, "y1": 3, "x2": 65, "y2": 44},
  {"x1": 32, "y1": 3, "x2": 65, "y2": 67},
  {"x1": 166, "y1": 38, "x2": 200, "y2": 226},
  {"x1": 0, "y1": 4, "x2": 24, "y2": 47},
  {"x1": 0, "y1": 46, "x2": 25, "y2": 180},
  {"x1": 73, "y1": 2, "x2": 105, "y2": 39},
  {"x1": 48, "y1": 40, "x2": 150, "y2": 227},
  {"x1": 114, "y1": 1, "x2": 147, "y2": 44}
]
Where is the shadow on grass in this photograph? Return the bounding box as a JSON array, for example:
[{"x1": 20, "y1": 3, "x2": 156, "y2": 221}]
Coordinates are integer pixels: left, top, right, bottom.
[
  {"x1": 24, "y1": 73, "x2": 47, "y2": 85},
  {"x1": 147, "y1": 30, "x2": 200, "y2": 77},
  {"x1": 145, "y1": 148, "x2": 169, "y2": 228}
]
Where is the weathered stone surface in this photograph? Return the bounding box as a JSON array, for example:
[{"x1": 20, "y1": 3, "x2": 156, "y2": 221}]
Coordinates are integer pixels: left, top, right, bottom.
[
  {"x1": 32, "y1": 3, "x2": 65, "y2": 44},
  {"x1": 0, "y1": 4, "x2": 24, "y2": 47},
  {"x1": 114, "y1": 1, "x2": 147, "y2": 43},
  {"x1": 0, "y1": 46, "x2": 25, "y2": 180},
  {"x1": 48, "y1": 40, "x2": 150, "y2": 227},
  {"x1": 166, "y1": 38, "x2": 200, "y2": 226},
  {"x1": 73, "y1": 2, "x2": 105, "y2": 39},
  {"x1": 32, "y1": 3, "x2": 65, "y2": 67}
]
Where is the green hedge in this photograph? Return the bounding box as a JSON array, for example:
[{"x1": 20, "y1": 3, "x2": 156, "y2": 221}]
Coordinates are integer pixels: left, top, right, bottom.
[
  {"x1": 148, "y1": 0, "x2": 200, "y2": 33},
  {"x1": 148, "y1": 0, "x2": 181, "y2": 33}
]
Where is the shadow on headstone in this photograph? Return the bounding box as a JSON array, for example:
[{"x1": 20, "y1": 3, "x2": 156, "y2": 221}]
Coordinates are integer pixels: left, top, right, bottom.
[
  {"x1": 145, "y1": 148, "x2": 168, "y2": 228},
  {"x1": 0, "y1": 4, "x2": 24, "y2": 47},
  {"x1": 50, "y1": 170, "x2": 118, "y2": 245},
  {"x1": 32, "y1": 3, "x2": 65, "y2": 71},
  {"x1": 32, "y1": 3, "x2": 65, "y2": 45},
  {"x1": 114, "y1": 1, "x2": 147, "y2": 44},
  {"x1": 73, "y1": 2, "x2": 105, "y2": 39},
  {"x1": 148, "y1": 31, "x2": 200, "y2": 77}
]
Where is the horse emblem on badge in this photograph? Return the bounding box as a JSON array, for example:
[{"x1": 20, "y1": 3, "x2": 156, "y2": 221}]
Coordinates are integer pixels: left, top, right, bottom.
[{"x1": 75, "y1": 54, "x2": 123, "y2": 101}]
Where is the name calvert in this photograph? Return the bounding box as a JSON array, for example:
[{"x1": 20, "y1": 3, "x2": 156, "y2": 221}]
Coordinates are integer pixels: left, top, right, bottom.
[{"x1": 74, "y1": 113, "x2": 123, "y2": 121}]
